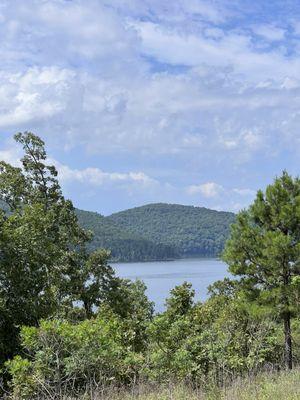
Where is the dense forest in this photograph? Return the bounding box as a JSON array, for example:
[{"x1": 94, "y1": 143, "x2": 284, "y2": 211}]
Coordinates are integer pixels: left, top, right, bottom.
[
  {"x1": 1, "y1": 198, "x2": 234, "y2": 263},
  {"x1": 75, "y1": 209, "x2": 177, "y2": 262},
  {"x1": 2, "y1": 133, "x2": 300, "y2": 400},
  {"x1": 109, "y1": 204, "x2": 235, "y2": 257},
  {"x1": 76, "y1": 204, "x2": 235, "y2": 262}
]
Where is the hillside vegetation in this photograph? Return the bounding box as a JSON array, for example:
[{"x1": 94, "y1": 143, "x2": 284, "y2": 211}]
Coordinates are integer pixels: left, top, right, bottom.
[
  {"x1": 1, "y1": 200, "x2": 234, "y2": 262},
  {"x1": 76, "y1": 204, "x2": 235, "y2": 262},
  {"x1": 75, "y1": 208, "x2": 177, "y2": 262}
]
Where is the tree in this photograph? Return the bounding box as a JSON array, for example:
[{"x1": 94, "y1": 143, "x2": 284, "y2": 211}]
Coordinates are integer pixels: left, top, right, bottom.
[
  {"x1": 0, "y1": 132, "x2": 120, "y2": 365},
  {"x1": 66, "y1": 249, "x2": 118, "y2": 319},
  {"x1": 165, "y1": 281, "x2": 195, "y2": 317},
  {"x1": 223, "y1": 171, "x2": 300, "y2": 369}
]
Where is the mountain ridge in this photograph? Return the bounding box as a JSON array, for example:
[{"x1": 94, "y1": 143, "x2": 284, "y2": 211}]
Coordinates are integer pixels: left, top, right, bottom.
[
  {"x1": 0, "y1": 200, "x2": 235, "y2": 262},
  {"x1": 77, "y1": 202, "x2": 235, "y2": 262}
]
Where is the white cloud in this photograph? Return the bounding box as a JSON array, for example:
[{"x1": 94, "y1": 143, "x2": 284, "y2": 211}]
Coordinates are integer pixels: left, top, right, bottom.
[
  {"x1": 133, "y1": 21, "x2": 300, "y2": 82},
  {"x1": 0, "y1": 1, "x2": 141, "y2": 70},
  {"x1": 204, "y1": 27, "x2": 224, "y2": 39},
  {"x1": 0, "y1": 147, "x2": 21, "y2": 166},
  {"x1": 187, "y1": 182, "x2": 223, "y2": 198},
  {"x1": 55, "y1": 161, "x2": 158, "y2": 188},
  {"x1": 187, "y1": 183, "x2": 257, "y2": 209},
  {"x1": 252, "y1": 24, "x2": 286, "y2": 41},
  {"x1": 0, "y1": 68, "x2": 77, "y2": 128},
  {"x1": 281, "y1": 77, "x2": 300, "y2": 89},
  {"x1": 0, "y1": 1, "x2": 299, "y2": 164},
  {"x1": 1, "y1": 0, "x2": 300, "y2": 214},
  {"x1": 2, "y1": 63, "x2": 300, "y2": 162}
]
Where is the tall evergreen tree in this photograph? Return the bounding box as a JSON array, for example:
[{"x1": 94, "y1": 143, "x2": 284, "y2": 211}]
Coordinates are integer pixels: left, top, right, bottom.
[{"x1": 223, "y1": 172, "x2": 300, "y2": 369}]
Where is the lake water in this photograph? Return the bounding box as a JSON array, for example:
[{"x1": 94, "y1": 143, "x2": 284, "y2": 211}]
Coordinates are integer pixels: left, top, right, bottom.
[{"x1": 113, "y1": 258, "x2": 229, "y2": 312}]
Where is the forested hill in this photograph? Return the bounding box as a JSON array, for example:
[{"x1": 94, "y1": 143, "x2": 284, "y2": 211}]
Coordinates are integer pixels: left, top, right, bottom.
[
  {"x1": 0, "y1": 200, "x2": 234, "y2": 261},
  {"x1": 75, "y1": 209, "x2": 177, "y2": 262},
  {"x1": 76, "y1": 203, "x2": 235, "y2": 262}
]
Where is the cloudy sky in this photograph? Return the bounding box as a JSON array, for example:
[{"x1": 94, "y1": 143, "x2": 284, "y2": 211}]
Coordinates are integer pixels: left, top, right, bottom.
[{"x1": 1, "y1": 0, "x2": 300, "y2": 215}]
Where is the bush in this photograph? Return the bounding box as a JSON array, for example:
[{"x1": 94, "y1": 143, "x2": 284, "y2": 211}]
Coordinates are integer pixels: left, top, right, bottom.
[
  {"x1": 146, "y1": 283, "x2": 281, "y2": 384},
  {"x1": 6, "y1": 312, "x2": 144, "y2": 399}
]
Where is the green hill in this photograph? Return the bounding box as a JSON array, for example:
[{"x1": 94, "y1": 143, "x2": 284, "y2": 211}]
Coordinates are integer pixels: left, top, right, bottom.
[
  {"x1": 75, "y1": 209, "x2": 177, "y2": 262},
  {"x1": 108, "y1": 203, "x2": 235, "y2": 258},
  {"x1": 1, "y1": 201, "x2": 235, "y2": 262},
  {"x1": 76, "y1": 203, "x2": 235, "y2": 261}
]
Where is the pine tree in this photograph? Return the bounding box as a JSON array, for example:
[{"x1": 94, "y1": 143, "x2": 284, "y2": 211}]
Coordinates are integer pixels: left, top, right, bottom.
[{"x1": 223, "y1": 172, "x2": 300, "y2": 369}]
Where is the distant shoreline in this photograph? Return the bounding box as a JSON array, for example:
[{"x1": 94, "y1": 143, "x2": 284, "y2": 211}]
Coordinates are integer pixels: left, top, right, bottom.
[{"x1": 111, "y1": 256, "x2": 221, "y2": 264}]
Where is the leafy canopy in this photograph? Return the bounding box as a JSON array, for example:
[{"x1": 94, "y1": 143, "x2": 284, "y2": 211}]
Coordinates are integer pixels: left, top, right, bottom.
[{"x1": 0, "y1": 132, "x2": 129, "y2": 364}]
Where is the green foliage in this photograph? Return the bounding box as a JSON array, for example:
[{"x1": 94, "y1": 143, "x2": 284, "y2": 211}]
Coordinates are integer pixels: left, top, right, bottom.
[
  {"x1": 109, "y1": 203, "x2": 235, "y2": 257},
  {"x1": 0, "y1": 133, "x2": 85, "y2": 365},
  {"x1": 5, "y1": 356, "x2": 34, "y2": 399},
  {"x1": 66, "y1": 248, "x2": 119, "y2": 318},
  {"x1": 0, "y1": 132, "x2": 127, "y2": 368},
  {"x1": 0, "y1": 141, "x2": 234, "y2": 264},
  {"x1": 110, "y1": 279, "x2": 154, "y2": 352},
  {"x1": 146, "y1": 282, "x2": 280, "y2": 384},
  {"x1": 165, "y1": 282, "x2": 195, "y2": 317},
  {"x1": 223, "y1": 171, "x2": 300, "y2": 368},
  {"x1": 6, "y1": 315, "x2": 143, "y2": 399},
  {"x1": 75, "y1": 209, "x2": 177, "y2": 262},
  {"x1": 6, "y1": 277, "x2": 154, "y2": 398},
  {"x1": 6, "y1": 278, "x2": 284, "y2": 398},
  {"x1": 146, "y1": 283, "x2": 196, "y2": 381},
  {"x1": 76, "y1": 203, "x2": 235, "y2": 262}
]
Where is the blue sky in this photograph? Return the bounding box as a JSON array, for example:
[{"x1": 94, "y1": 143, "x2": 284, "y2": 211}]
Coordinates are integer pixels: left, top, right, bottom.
[{"x1": 1, "y1": 0, "x2": 300, "y2": 215}]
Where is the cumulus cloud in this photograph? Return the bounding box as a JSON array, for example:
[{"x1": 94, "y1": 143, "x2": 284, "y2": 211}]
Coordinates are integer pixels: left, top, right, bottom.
[
  {"x1": 0, "y1": 0, "x2": 142, "y2": 72},
  {"x1": 187, "y1": 182, "x2": 223, "y2": 198},
  {"x1": 187, "y1": 183, "x2": 257, "y2": 209},
  {"x1": 0, "y1": 0, "x2": 300, "y2": 161},
  {"x1": 2, "y1": 63, "x2": 300, "y2": 163},
  {"x1": 1, "y1": 0, "x2": 300, "y2": 213},
  {"x1": 55, "y1": 162, "x2": 158, "y2": 188},
  {"x1": 0, "y1": 68, "x2": 78, "y2": 128}
]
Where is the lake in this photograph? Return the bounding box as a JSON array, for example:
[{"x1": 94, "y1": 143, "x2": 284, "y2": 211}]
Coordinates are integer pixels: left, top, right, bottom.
[{"x1": 113, "y1": 258, "x2": 229, "y2": 312}]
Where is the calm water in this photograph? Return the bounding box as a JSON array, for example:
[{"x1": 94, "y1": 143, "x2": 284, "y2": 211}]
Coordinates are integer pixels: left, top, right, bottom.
[{"x1": 113, "y1": 258, "x2": 229, "y2": 312}]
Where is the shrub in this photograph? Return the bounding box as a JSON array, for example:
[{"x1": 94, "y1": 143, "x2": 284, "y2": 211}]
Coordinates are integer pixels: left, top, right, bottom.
[{"x1": 6, "y1": 312, "x2": 144, "y2": 399}]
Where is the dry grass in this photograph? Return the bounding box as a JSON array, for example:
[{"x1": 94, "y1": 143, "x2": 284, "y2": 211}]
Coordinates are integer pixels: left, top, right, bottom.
[
  {"x1": 220, "y1": 369, "x2": 300, "y2": 400},
  {"x1": 10, "y1": 369, "x2": 300, "y2": 399},
  {"x1": 83, "y1": 369, "x2": 300, "y2": 400}
]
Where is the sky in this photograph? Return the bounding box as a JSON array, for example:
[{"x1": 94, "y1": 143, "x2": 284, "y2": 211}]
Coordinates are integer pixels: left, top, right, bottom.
[{"x1": 1, "y1": 0, "x2": 300, "y2": 215}]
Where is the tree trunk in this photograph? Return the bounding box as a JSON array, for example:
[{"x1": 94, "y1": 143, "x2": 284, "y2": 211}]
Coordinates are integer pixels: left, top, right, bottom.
[
  {"x1": 284, "y1": 312, "x2": 293, "y2": 370},
  {"x1": 83, "y1": 299, "x2": 92, "y2": 318}
]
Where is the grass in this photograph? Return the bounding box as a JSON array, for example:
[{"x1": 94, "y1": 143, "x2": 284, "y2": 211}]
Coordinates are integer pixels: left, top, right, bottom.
[
  {"x1": 89, "y1": 369, "x2": 300, "y2": 400},
  {"x1": 9, "y1": 369, "x2": 300, "y2": 399}
]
